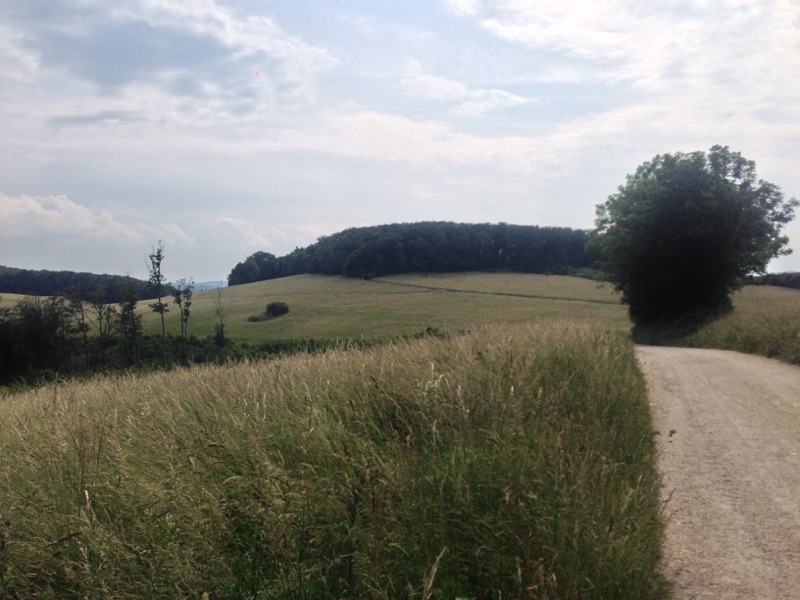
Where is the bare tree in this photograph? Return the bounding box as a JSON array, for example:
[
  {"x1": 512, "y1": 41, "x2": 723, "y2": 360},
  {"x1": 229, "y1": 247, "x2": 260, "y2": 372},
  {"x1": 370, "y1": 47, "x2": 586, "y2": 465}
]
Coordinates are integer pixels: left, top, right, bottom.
[
  {"x1": 68, "y1": 295, "x2": 91, "y2": 371},
  {"x1": 118, "y1": 277, "x2": 141, "y2": 368}
]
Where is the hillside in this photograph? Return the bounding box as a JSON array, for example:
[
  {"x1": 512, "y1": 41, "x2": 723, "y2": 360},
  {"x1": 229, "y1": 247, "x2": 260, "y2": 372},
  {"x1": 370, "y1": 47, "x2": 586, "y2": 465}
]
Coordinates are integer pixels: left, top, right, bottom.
[
  {"x1": 137, "y1": 272, "x2": 629, "y2": 343},
  {"x1": 5, "y1": 270, "x2": 798, "y2": 386}
]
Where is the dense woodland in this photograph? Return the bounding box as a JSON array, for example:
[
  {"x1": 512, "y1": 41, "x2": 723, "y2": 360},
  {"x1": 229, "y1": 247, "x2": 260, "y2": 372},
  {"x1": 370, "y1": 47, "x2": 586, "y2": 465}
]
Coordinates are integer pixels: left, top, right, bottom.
[
  {"x1": 228, "y1": 222, "x2": 595, "y2": 285},
  {"x1": 749, "y1": 271, "x2": 800, "y2": 289},
  {"x1": 0, "y1": 266, "x2": 151, "y2": 302}
]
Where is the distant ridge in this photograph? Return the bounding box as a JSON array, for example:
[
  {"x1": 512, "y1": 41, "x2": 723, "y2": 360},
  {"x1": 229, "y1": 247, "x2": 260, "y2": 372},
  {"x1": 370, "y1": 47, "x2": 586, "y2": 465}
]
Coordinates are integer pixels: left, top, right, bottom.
[
  {"x1": 187, "y1": 280, "x2": 227, "y2": 291},
  {"x1": 0, "y1": 265, "x2": 150, "y2": 302},
  {"x1": 228, "y1": 221, "x2": 596, "y2": 286}
]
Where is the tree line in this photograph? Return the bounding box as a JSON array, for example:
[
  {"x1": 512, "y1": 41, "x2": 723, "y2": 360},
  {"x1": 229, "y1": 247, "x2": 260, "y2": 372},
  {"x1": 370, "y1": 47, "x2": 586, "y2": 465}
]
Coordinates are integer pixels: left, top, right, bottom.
[
  {"x1": 0, "y1": 265, "x2": 152, "y2": 302},
  {"x1": 0, "y1": 243, "x2": 233, "y2": 387},
  {"x1": 750, "y1": 272, "x2": 800, "y2": 289},
  {"x1": 228, "y1": 221, "x2": 595, "y2": 285}
]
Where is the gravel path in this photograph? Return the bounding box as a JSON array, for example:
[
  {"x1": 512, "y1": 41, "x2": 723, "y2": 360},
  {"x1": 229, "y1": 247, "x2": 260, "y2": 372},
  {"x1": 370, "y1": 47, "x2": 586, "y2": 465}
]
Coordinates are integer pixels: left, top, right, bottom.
[{"x1": 636, "y1": 346, "x2": 800, "y2": 599}]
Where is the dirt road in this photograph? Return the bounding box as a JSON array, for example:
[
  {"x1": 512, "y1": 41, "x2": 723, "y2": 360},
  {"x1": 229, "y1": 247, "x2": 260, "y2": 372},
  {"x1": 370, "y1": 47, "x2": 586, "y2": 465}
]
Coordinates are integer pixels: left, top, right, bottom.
[{"x1": 636, "y1": 346, "x2": 800, "y2": 599}]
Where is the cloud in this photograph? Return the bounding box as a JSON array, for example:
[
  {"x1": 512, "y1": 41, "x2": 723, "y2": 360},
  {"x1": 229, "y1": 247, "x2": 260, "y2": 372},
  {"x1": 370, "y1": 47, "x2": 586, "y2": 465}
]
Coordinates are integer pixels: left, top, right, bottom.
[
  {"x1": 216, "y1": 216, "x2": 273, "y2": 249},
  {"x1": 0, "y1": 24, "x2": 39, "y2": 81},
  {"x1": 48, "y1": 110, "x2": 143, "y2": 128},
  {"x1": 399, "y1": 62, "x2": 532, "y2": 116},
  {"x1": 0, "y1": 191, "x2": 197, "y2": 247},
  {"x1": 442, "y1": 0, "x2": 481, "y2": 16},
  {"x1": 460, "y1": 1, "x2": 800, "y2": 101},
  {"x1": 443, "y1": 1, "x2": 800, "y2": 176},
  {"x1": 3, "y1": 0, "x2": 335, "y2": 125},
  {"x1": 0, "y1": 192, "x2": 142, "y2": 239}
]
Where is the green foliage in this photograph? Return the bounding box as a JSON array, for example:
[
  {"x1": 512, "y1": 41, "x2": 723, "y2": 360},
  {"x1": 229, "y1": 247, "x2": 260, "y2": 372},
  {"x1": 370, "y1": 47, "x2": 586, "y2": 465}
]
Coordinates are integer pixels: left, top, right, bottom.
[
  {"x1": 227, "y1": 222, "x2": 596, "y2": 285},
  {"x1": 228, "y1": 251, "x2": 280, "y2": 286},
  {"x1": 0, "y1": 325, "x2": 668, "y2": 599},
  {"x1": 265, "y1": 301, "x2": 289, "y2": 318},
  {"x1": 750, "y1": 271, "x2": 800, "y2": 290},
  {"x1": 0, "y1": 265, "x2": 150, "y2": 302},
  {"x1": 589, "y1": 145, "x2": 799, "y2": 325}
]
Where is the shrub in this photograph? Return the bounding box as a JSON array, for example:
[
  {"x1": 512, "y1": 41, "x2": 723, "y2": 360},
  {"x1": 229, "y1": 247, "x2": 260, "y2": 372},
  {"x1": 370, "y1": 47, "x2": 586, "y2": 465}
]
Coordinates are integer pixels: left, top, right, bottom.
[{"x1": 265, "y1": 301, "x2": 289, "y2": 318}]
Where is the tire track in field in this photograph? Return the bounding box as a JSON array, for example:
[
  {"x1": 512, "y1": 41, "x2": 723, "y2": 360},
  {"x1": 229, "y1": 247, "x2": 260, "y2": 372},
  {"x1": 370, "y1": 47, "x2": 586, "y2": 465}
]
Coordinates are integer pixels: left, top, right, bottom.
[{"x1": 369, "y1": 278, "x2": 618, "y2": 305}]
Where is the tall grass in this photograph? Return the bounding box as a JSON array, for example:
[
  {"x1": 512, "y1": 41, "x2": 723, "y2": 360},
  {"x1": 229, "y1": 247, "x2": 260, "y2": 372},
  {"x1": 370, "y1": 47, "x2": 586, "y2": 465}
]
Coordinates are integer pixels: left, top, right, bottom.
[
  {"x1": 662, "y1": 286, "x2": 800, "y2": 364},
  {"x1": 0, "y1": 324, "x2": 666, "y2": 599}
]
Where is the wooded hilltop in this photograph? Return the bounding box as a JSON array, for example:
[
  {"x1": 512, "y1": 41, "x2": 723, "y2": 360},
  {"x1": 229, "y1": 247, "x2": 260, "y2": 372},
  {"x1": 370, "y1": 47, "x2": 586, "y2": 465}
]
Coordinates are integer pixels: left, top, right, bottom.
[
  {"x1": 0, "y1": 266, "x2": 151, "y2": 303},
  {"x1": 228, "y1": 221, "x2": 594, "y2": 285}
]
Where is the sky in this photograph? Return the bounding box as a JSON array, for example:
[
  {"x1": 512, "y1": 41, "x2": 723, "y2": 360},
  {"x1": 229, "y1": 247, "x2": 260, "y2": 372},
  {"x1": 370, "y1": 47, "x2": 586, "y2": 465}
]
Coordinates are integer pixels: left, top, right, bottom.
[{"x1": 1, "y1": 0, "x2": 799, "y2": 283}]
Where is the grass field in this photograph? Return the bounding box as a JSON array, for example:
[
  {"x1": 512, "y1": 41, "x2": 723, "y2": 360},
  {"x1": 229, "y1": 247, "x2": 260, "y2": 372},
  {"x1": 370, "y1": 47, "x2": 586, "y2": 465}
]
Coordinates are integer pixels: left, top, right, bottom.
[
  {"x1": 138, "y1": 273, "x2": 629, "y2": 343},
  {"x1": 680, "y1": 285, "x2": 800, "y2": 363},
  {"x1": 0, "y1": 293, "x2": 26, "y2": 310},
  {"x1": 0, "y1": 323, "x2": 667, "y2": 599}
]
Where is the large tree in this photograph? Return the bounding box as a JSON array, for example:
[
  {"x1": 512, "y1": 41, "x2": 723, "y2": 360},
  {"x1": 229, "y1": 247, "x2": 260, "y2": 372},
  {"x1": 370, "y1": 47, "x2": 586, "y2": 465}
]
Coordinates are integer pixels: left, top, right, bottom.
[{"x1": 589, "y1": 145, "x2": 798, "y2": 325}]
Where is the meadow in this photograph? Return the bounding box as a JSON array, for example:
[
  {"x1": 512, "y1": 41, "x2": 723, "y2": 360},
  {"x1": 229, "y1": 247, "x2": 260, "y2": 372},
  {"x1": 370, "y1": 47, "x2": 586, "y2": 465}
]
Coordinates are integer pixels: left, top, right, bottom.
[{"x1": 138, "y1": 273, "x2": 630, "y2": 343}]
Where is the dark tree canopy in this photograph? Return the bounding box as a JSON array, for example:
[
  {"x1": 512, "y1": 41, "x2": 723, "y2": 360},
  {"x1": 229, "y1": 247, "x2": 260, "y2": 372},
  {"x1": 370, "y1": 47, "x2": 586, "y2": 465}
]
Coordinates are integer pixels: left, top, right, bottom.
[
  {"x1": 228, "y1": 222, "x2": 595, "y2": 285},
  {"x1": 0, "y1": 266, "x2": 150, "y2": 302},
  {"x1": 589, "y1": 145, "x2": 798, "y2": 325}
]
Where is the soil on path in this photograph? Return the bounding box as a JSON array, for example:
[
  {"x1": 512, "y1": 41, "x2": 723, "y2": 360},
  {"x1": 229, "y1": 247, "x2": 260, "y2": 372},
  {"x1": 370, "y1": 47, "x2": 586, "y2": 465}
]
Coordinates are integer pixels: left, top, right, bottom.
[{"x1": 636, "y1": 346, "x2": 800, "y2": 599}]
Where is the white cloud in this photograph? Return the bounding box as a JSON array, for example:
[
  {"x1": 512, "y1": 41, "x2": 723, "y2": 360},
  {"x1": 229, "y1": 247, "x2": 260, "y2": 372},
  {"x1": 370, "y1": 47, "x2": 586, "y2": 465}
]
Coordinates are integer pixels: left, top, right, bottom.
[
  {"x1": 0, "y1": 192, "x2": 142, "y2": 239},
  {"x1": 0, "y1": 24, "x2": 40, "y2": 81},
  {"x1": 442, "y1": 0, "x2": 481, "y2": 16},
  {"x1": 255, "y1": 109, "x2": 554, "y2": 173},
  {"x1": 1, "y1": 1, "x2": 798, "y2": 277},
  {"x1": 451, "y1": 0, "x2": 800, "y2": 111},
  {"x1": 2, "y1": 0, "x2": 335, "y2": 129},
  {"x1": 399, "y1": 63, "x2": 532, "y2": 116},
  {"x1": 216, "y1": 216, "x2": 273, "y2": 249}
]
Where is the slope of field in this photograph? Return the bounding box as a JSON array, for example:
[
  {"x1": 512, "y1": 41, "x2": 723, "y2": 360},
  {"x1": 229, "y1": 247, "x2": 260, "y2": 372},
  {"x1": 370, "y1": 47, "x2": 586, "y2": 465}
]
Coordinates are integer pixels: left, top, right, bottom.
[
  {"x1": 0, "y1": 293, "x2": 27, "y2": 310},
  {"x1": 138, "y1": 273, "x2": 628, "y2": 343}
]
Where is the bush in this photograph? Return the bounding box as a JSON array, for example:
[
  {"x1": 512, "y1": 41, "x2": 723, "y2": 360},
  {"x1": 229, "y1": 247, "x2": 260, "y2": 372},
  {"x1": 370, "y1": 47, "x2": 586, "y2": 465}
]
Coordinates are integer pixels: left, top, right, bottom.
[{"x1": 265, "y1": 301, "x2": 289, "y2": 318}]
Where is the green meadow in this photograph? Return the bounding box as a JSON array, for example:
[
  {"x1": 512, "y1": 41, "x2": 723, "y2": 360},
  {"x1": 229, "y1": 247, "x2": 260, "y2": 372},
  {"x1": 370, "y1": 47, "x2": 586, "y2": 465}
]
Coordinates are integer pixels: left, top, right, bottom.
[{"x1": 138, "y1": 273, "x2": 630, "y2": 342}]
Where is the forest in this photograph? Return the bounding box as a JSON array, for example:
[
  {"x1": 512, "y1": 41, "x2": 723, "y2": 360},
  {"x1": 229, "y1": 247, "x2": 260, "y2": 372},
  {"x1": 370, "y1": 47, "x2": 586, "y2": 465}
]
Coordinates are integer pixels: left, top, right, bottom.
[
  {"x1": 228, "y1": 221, "x2": 595, "y2": 285},
  {"x1": 0, "y1": 266, "x2": 151, "y2": 302}
]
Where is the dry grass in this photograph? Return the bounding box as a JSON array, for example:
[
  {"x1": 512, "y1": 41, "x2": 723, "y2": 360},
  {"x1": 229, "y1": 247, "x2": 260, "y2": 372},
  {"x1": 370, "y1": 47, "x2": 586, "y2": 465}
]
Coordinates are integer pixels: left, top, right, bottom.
[
  {"x1": 680, "y1": 285, "x2": 800, "y2": 363},
  {"x1": 0, "y1": 293, "x2": 26, "y2": 310},
  {"x1": 0, "y1": 323, "x2": 666, "y2": 599}
]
